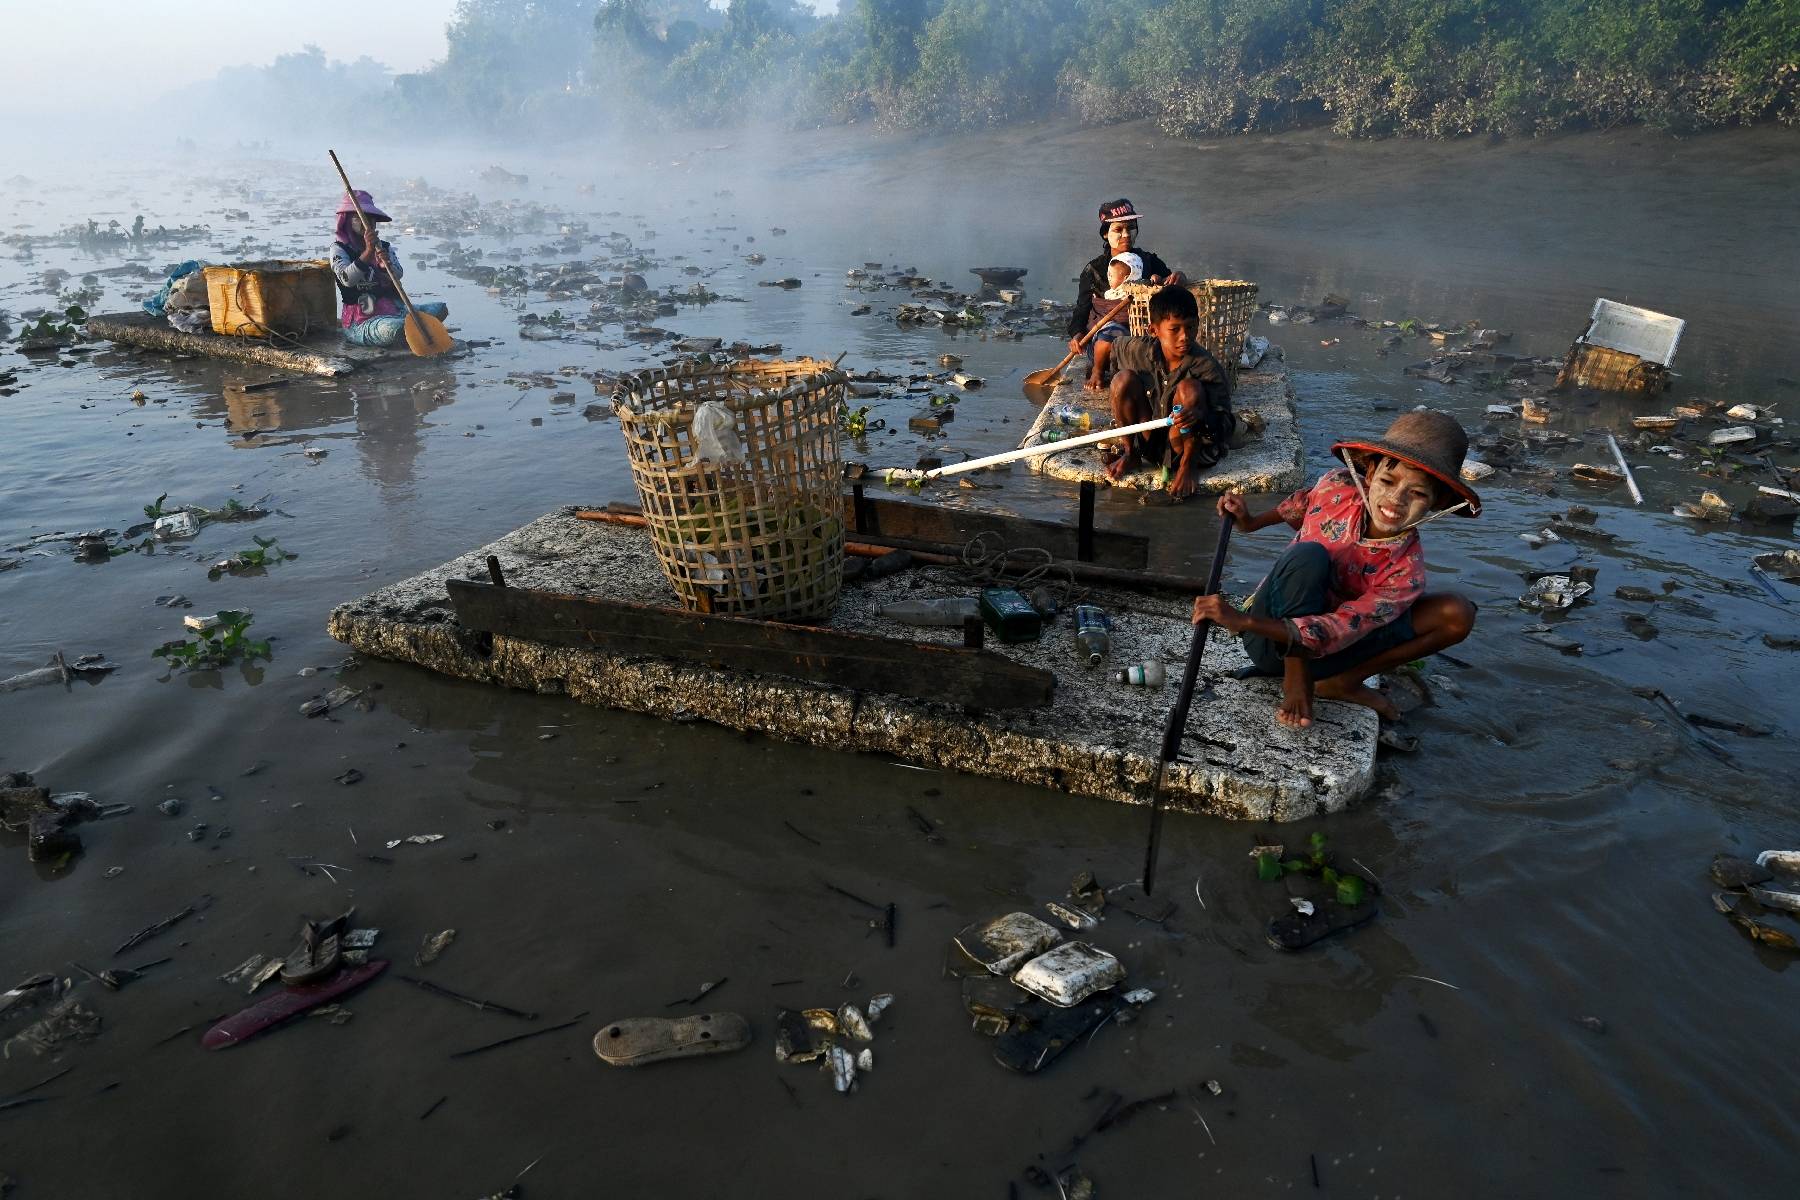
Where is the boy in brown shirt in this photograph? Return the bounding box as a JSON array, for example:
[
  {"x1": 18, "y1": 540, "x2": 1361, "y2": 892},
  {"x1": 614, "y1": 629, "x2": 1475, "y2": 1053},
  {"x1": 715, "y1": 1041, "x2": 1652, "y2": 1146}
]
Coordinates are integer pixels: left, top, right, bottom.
[{"x1": 1103, "y1": 286, "x2": 1235, "y2": 498}]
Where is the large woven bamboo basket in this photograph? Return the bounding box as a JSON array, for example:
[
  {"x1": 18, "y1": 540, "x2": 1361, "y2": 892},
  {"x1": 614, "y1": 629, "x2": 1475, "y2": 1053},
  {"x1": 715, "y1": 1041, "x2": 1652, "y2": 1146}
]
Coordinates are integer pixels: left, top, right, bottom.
[
  {"x1": 1122, "y1": 279, "x2": 1260, "y2": 380},
  {"x1": 613, "y1": 358, "x2": 847, "y2": 622}
]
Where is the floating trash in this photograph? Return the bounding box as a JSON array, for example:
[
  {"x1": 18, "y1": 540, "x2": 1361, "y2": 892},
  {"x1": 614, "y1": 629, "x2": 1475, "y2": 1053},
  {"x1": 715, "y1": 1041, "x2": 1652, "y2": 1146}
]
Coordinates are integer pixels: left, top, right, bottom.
[
  {"x1": 1458, "y1": 456, "x2": 1495, "y2": 484},
  {"x1": 1709, "y1": 426, "x2": 1756, "y2": 447},
  {"x1": 952, "y1": 912, "x2": 1061, "y2": 977},
  {"x1": 1519, "y1": 575, "x2": 1593, "y2": 612},
  {"x1": 1674, "y1": 491, "x2": 1733, "y2": 521},
  {"x1": 1632, "y1": 414, "x2": 1680, "y2": 431},
  {"x1": 1011, "y1": 942, "x2": 1125, "y2": 1007},
  {"x1": 1571, "y1": 463, "x2": 1624, "y2": 486},
  {"x1": 1753, "y1": 549, "x2": 1800, "y2": 582}
]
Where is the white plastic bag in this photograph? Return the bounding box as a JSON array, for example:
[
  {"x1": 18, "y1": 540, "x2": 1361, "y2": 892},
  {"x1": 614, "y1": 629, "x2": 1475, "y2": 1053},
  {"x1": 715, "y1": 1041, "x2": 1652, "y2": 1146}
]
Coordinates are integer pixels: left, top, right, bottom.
[{"x1": 690, "y1": 401, "x2": 745, "y2": 465}]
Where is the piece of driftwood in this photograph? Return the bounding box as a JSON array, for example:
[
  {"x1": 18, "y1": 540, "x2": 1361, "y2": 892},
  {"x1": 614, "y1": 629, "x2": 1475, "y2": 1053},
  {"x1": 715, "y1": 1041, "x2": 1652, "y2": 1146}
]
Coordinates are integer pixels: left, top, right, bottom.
[
  {"x1": 446, "y1": 579, "x2": 1055, "y2": 709},
  {"x1": 85, "y1": 311, "x2": 359, "y2": 377}
]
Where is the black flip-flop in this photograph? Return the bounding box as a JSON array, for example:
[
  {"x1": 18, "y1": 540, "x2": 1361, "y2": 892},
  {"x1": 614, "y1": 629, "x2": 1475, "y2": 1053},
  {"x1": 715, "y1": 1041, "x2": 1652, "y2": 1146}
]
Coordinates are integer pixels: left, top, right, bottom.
[{"x1": 1266, "y1": 899, "x2": 1380, "y2": 951}]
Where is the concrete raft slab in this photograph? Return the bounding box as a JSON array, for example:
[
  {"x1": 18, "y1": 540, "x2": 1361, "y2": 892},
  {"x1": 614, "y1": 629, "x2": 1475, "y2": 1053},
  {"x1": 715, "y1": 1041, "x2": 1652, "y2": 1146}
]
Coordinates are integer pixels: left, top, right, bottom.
[
  {"x1": 328, "y1": 508, "x2": 1376, "y2": 821},
  {"x1": 1019, "y1": 354, "x2": 1302, "y2": 496}
]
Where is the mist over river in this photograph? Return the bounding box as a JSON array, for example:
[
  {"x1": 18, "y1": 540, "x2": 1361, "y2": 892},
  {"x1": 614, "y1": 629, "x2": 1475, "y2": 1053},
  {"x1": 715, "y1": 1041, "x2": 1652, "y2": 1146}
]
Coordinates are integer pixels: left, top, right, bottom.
[{"x1": 1, "y1": 120, "x2": 1796, "y2": 1196}]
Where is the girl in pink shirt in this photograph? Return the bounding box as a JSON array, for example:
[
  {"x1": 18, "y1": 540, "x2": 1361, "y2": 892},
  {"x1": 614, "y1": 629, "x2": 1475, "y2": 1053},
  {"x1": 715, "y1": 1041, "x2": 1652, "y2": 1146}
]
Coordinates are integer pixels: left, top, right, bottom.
[{"x1": 1192, "y1": 410, "x2": 1480, "y2": 729}]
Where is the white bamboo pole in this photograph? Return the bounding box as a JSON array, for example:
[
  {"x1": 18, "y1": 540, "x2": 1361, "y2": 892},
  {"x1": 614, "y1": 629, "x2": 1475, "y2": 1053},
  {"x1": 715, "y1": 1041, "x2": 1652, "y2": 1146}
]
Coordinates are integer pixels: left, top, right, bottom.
[
  {"x1": 880, "y1": 416, "x2": 1174, "y2": 483},
  {"x1": 1606, "y1": 434, "x2": 1644, "y2": 505}
]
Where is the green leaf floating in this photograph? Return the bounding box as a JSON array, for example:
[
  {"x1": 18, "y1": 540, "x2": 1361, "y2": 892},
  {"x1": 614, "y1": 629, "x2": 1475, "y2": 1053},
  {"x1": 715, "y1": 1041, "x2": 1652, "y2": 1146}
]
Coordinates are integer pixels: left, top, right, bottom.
[
  {"x1": 1336, "y1": 875, "x2": 1367, "y2": 906},
  {"x1": 1255, "y1": 853, "x2": 1283, "y2": 882}
]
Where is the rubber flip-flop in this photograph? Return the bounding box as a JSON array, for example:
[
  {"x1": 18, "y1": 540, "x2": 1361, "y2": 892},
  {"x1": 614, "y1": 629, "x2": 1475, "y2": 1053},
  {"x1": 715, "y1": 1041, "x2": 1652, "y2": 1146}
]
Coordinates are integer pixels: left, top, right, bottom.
[
  {"x1": 593, "y1": 1012, "x2": 751, "y2": 1066},
  {"x1": 992, "y1": 995, "x2": 1119, "y2": 1074},
  {"x1": 202, "y1": 960, "x2": 388, "y2": 1049},
  {"x1": 280, "y1": 931, "x2": 343, "y2": 986},
  {"x1": 1266, "y1": 899, "x2": 1380, "y2": 951}
]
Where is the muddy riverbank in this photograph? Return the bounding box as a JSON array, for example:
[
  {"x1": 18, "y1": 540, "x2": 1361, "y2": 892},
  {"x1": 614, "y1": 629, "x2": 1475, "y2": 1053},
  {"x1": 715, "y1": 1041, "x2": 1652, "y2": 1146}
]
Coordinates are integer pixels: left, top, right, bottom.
[{"x1": 1, "y1": 121, "x2": 1797, "y2": 1197}]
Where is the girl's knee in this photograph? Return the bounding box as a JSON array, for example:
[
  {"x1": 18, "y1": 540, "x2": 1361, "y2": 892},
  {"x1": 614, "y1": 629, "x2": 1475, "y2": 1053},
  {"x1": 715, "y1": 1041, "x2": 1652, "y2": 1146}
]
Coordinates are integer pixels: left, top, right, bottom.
[{"x1": 1420, "y1": 593, "x2": 1476, "y2": 642}]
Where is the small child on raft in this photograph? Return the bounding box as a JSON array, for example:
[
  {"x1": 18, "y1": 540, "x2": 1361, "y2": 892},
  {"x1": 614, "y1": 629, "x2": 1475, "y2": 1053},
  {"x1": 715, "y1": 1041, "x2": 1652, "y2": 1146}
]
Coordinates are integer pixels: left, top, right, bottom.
[
  {"x1": 1190, "y1": 410, "x2": 1480, "y2": 728},
  {"x1": 1083, "y1": 251, "x2": 1143, "y2": 390}
]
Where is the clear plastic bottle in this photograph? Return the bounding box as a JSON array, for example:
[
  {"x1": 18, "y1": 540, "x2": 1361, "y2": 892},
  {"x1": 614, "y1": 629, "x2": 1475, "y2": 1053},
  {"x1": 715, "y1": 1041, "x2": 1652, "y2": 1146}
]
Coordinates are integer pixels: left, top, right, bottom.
[
  {"x1": 1113, "y1": 661, "x2": 1167, "y2": 686},
  {"x1": 1050, "y1": 404, "x2": 1093, "y2": 431},
  {"x1": 1073, "y1": 605, "x2": 1111, "y2": 666},
  {"x1": 879, "y1": 597, "x2": 979, "y2": 626}
]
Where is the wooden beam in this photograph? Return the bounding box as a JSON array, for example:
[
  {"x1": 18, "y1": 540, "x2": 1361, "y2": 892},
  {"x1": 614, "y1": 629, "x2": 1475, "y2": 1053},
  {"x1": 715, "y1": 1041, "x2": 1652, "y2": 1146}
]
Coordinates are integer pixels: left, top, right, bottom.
[
  {"x1": 446, "y1": 579, "x2": 1055, "y2": 710},
  {"x1": 840, "y1": 492, "x2": 1148, "y2": 569},
  {"x1": 573, "y1": 506, "x2": 1205, "y2": 595}
]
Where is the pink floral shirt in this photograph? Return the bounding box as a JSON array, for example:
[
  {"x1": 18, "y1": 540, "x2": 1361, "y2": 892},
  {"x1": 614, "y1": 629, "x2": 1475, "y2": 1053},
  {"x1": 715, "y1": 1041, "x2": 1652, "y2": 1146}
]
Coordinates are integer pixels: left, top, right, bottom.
[{"x1": 1268, "y1": 468, "x2": 1426, "y2": 657}]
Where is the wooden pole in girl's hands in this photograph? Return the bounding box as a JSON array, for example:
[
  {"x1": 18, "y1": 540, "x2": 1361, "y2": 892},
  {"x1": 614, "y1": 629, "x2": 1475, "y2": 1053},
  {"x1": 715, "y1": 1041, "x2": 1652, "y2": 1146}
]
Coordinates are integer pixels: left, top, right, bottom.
[{"x1": 1142, "y1": 514, "x2": 1235, "y2": 895}]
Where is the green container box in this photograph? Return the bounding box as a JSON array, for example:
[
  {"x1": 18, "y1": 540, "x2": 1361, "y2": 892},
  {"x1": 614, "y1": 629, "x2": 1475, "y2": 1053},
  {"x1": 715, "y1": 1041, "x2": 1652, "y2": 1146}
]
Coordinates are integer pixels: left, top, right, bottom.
[{"x1": 979, "y1": 587, "x2": 1043, "y2": 644}]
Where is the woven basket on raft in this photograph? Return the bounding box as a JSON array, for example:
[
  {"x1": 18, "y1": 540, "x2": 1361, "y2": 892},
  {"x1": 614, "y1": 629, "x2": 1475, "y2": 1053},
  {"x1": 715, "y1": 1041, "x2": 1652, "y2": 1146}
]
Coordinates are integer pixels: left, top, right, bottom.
[
  {"x1": 613, "y1": 358, "x2": 848, "y2": 622},
  {"x1": 1122, "y1": 279, "x2": 1260, "y2": 380},
  {"x1": 1553, "y1": 343, "x2": 1669, "y2": 394}
]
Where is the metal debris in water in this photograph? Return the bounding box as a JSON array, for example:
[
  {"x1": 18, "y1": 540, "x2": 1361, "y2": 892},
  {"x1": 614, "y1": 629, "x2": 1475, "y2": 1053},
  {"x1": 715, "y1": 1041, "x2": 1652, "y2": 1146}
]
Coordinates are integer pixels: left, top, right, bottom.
[
  {"x1": 1519, "y1": 575, "x2": 1592, "y2": 612},
  {"x1": 836, "y1": 1003, "x2": 873, "y2": 1042},
  {"x1": 414, "y1": 929, "x2": 456, "y2": 967}
]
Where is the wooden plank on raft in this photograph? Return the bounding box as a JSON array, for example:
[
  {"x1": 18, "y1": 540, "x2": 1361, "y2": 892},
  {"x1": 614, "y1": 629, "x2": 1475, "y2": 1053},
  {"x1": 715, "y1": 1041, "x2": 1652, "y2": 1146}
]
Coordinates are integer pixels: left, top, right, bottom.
[
  {"x1": 575, "y1": 504, "x2": 1206, "y2": 594},
  {"x1": 841, "y1": 491, "x2": 1150, "y2": 569},
  {"x1": 445, "y1": 579, "x2": 1056, "y2": 710}
]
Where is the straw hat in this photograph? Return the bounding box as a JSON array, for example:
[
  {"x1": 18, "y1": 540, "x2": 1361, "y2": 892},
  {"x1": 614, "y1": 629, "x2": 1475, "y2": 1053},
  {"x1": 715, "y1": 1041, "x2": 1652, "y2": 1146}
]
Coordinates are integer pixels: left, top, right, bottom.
[{"x1": 1332, "y1": 410, "x2": 1481, "y2": 517}]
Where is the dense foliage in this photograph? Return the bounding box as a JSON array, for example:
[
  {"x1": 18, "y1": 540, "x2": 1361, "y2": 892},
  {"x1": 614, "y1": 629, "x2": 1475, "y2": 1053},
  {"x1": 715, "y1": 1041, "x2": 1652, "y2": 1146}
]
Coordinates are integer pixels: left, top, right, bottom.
[{"x1": 244, "y1": 0, "x2": 1800, "y2": 139}]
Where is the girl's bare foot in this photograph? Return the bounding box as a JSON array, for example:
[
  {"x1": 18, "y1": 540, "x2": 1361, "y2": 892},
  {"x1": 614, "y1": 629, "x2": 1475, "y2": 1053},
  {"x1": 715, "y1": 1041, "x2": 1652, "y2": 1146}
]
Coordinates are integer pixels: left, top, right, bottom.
[
  {"x1": 1277, "y1": 657, "x2": 1313, "y2": 727},
  {"x1": 1315, "y1": 675, "x2": 1401, "y2": 722}
]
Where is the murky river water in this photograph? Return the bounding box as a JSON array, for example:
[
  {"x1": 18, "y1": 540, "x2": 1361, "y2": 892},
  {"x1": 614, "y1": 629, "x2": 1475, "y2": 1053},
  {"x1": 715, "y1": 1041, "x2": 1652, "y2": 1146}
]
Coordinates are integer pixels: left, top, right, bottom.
[{"x1": 2, "y1": 122, "x2": 1797, "y2": 1197}]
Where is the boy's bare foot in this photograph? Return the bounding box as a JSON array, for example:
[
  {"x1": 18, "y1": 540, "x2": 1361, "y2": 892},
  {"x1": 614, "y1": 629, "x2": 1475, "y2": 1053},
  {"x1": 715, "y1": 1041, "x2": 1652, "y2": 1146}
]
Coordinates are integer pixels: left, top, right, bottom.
[
  {"x1": 1315, "y1": 676, "x2": 1401, "y2": 722},
  {"x1": 1167, "y1": 461, "x2": 1200, "y2": 499},
  {"x1": 1104, "y1": 450, "x2": 1140, "y2": 481},
  {"x1": 1085, "y1": 373, "x2": 1103, "y2": 391},
  {"x1": 1277, "y1": 657, "x2": 1313, "y2": 728}
]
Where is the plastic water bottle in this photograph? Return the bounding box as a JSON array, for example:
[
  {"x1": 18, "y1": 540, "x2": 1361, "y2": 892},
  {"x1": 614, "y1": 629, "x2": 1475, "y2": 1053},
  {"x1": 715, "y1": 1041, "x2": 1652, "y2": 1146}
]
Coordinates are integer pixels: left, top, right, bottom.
[
  {"x1": 1050, "y1": 404, "x2": 1093, "y2": 431},
  {"x1": 880, "y1": 597, "x2": 979, "y2": 626},
  {"x1": 1074, "y1": 605, "x2": 1112, "y2": 666},
  {"x1": 1113, "y1": 661, "x2": 1167, "y2": 686}
]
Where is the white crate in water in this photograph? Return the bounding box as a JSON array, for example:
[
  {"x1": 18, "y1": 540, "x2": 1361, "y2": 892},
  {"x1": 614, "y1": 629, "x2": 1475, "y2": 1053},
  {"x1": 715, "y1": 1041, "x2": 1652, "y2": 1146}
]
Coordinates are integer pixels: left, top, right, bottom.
[{"x1": 1581, "y1": 299, "x2": 1685, "y2": 366}]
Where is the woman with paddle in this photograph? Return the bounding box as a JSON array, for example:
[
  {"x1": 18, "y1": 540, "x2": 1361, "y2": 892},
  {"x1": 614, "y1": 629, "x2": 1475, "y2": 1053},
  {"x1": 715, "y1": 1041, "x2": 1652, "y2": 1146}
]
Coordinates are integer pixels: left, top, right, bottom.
[
  {"x1": 328, "y1": 189, "x2": 450, "y2": 349},
  {"x1": 1066, "y1": 199, "x2": 1180, "y2": 386}
]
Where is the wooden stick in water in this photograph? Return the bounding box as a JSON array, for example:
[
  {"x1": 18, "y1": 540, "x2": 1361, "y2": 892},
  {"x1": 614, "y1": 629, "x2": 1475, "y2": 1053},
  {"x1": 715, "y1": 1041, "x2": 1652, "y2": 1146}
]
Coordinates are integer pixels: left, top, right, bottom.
[{"x1": 1142, "y1": 515, "x2": 1235, "y2": 894}]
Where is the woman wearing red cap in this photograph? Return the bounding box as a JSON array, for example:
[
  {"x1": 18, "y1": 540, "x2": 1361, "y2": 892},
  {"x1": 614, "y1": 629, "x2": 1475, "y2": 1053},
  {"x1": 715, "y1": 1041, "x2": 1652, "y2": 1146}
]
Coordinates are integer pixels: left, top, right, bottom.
[
  {"x1": 329, "y1": 190, "x2": 448, "y2": 348},
  {"x1": 1066, "y1": 198, "x2": 1180, "y2": 379}
]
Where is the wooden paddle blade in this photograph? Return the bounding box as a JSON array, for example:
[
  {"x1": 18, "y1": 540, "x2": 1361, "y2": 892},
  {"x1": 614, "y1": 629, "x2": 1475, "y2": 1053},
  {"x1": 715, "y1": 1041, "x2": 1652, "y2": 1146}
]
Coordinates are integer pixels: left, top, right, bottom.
[{"x1": 403, "y1": 311, "x2": 454, "y2": 357}]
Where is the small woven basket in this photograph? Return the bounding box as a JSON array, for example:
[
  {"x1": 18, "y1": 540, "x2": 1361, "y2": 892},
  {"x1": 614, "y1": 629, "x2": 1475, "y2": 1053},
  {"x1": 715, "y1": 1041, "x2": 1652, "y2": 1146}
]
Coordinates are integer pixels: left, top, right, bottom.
[
  {"x1": 1122, "y1": 278, "x2": 1260, "y2": 380},
  {"x1": 1553, "y1": 342, "x2": 1669, "y2": 394},
  {"x1": 613, "y1": 358, "x2": 847, "y2": 622}
]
